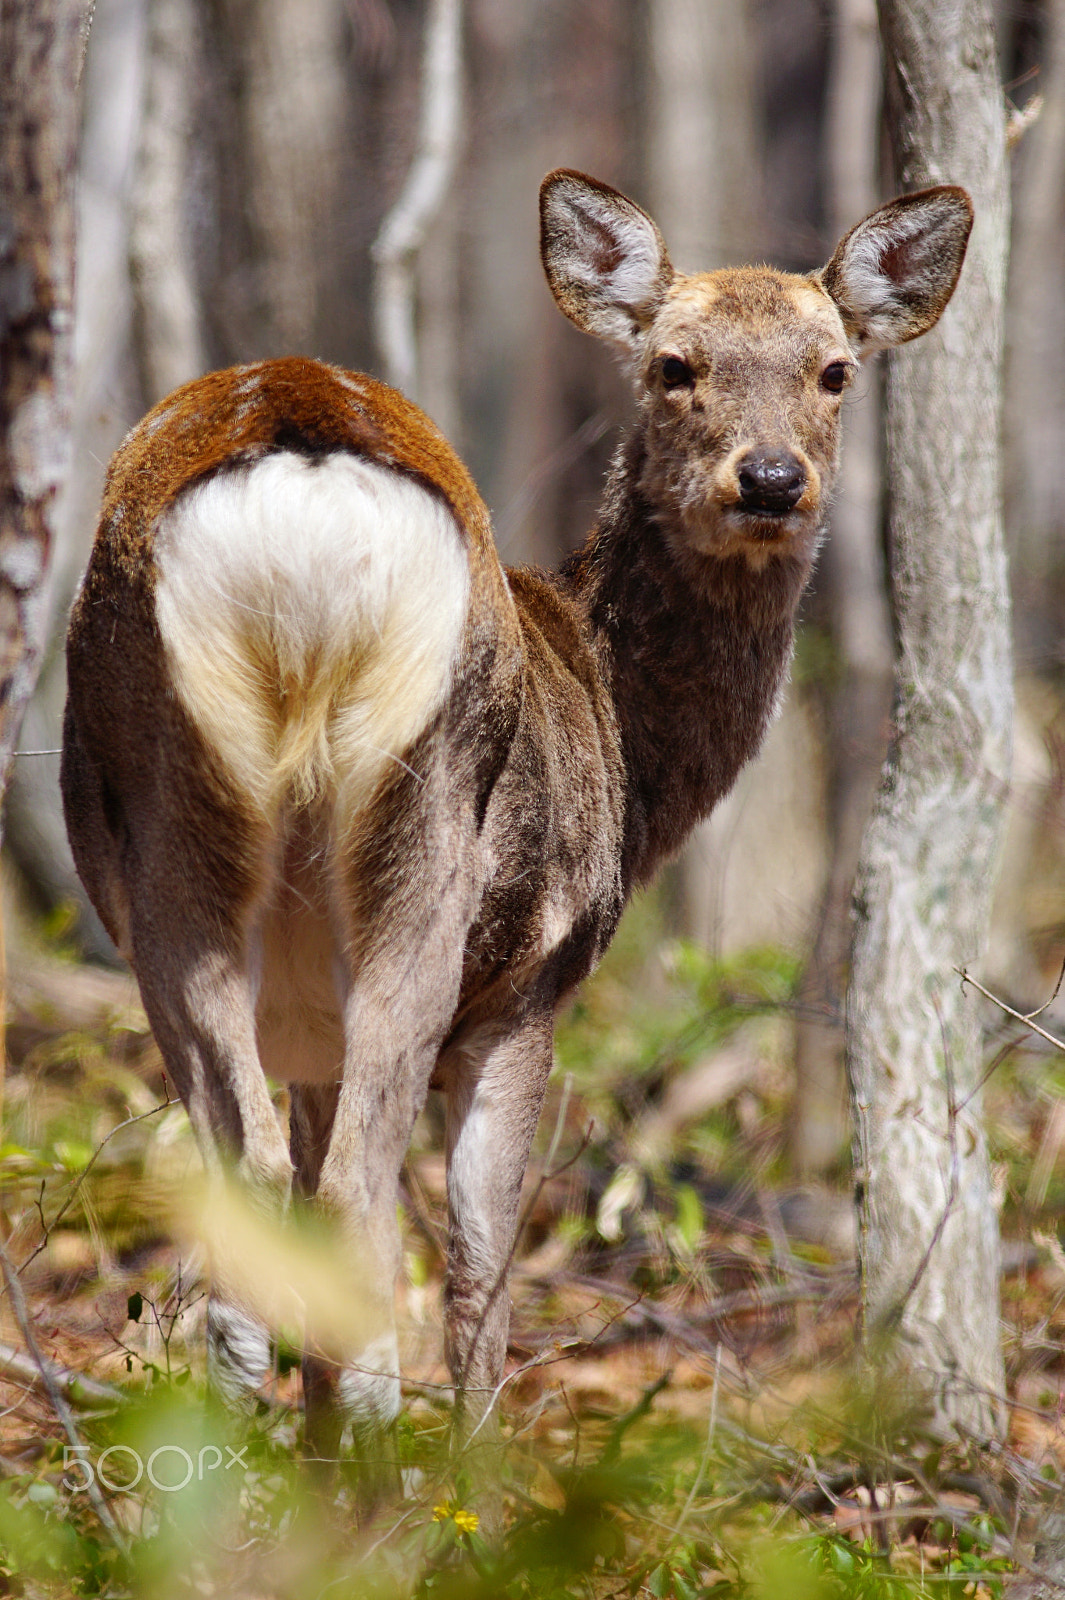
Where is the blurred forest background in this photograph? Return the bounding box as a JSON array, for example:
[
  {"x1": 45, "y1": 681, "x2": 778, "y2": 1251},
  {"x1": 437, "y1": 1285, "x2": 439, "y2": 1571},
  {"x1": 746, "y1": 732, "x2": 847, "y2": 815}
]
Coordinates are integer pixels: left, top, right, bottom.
[
  {"x1": 8, "y1": 0, "x2": 1065, "y2": 1174},
  {"x1": 7, "y1": 1, "x2": 1065, "y2": 1589}
]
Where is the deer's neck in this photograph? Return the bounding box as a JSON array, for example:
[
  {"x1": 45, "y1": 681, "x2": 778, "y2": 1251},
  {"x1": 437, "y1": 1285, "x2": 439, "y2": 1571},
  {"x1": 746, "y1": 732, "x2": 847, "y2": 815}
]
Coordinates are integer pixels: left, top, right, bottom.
[{"x1": 561, "y1": 437, "x2": 817, "y2": 893}]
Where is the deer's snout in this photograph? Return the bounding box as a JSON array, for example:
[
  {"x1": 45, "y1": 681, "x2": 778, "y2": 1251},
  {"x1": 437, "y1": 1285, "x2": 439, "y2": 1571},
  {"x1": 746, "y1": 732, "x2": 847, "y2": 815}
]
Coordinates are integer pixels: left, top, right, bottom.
[{"x1": 736, "y1": 450, "x2": 806, "y2": 516}]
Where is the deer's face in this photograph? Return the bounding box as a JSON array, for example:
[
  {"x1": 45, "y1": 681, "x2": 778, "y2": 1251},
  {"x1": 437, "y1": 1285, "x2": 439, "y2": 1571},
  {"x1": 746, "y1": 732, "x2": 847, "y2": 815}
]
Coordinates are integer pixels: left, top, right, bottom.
[
  {"x1": 540, "y1": 167, "x2": 972, "y2": 570},
  {"x1": 636, "y1": 270, "x2": 856, "y2": 564}
]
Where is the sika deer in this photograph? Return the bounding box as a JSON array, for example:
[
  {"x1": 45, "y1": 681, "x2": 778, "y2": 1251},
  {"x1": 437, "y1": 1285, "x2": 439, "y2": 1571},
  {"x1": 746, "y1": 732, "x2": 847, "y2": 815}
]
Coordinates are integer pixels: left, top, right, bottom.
[{"x1": 61, "y1": 171, "x2": 972, "y2": 1486}]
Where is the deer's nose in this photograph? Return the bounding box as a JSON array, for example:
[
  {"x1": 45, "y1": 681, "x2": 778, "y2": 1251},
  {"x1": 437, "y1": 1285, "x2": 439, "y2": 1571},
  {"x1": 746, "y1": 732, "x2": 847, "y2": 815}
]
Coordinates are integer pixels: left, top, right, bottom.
[{"x1": 736, "y1": 450, "x2": 806, "y2": 515}]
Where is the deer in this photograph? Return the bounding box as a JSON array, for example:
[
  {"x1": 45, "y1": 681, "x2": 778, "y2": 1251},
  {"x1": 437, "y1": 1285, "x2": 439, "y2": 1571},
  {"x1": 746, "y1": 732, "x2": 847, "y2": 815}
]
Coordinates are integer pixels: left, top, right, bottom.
[{"x1": 60, "y1": 169, "x2": 972, "y2": 1498}]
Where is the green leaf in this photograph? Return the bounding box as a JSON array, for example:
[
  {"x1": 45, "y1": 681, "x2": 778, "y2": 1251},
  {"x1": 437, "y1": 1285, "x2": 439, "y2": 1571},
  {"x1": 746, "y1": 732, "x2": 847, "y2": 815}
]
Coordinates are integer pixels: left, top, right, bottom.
[
  {"x1": 53, "y1": 1139, "x2": 94, "y2": 1172},
  {"x1": 826, "y1": 1542, "x2": 856, "y2": 1576},
  {"x1": 673, "y1": 1184, "x2": 705, "y2": 1254}
]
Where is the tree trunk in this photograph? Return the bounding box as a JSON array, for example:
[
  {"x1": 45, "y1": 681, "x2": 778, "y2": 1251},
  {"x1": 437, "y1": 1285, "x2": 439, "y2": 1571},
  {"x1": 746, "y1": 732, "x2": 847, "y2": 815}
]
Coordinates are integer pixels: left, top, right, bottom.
[
  {"x1": 129, "y1": 0, "x2": 206, "y2": 404},
  {"x1": 1004, "y1": 0, "x2": 1065, "y2": 667},
  {"x1": 645, "y1": 0, "x2": 762, "y2": 269},
  {"x1": 373, "y1": 0, "x2": 464, "y2": 404},
  {"x1": 790, "y1": 0, "x2": 891, "y2": 1176},
  {"x1": 2, "y1": 0, "x2": 143, "y2": 966},
  {"x1": 646, "y1": 0, "x2": 777, "y2": 951},
  {"x1": 846, "y1": 0, "x2": 1011, "y2": 1441},
  {"x1": 0, "y1": 0, "x2": 87, "y2": 1109},
  {"x1": 214, "y1": 0, "x2": 347, "y2": 357},
  {"x1": 0, "y1": 0, "x2": 84, "y2": 790}
]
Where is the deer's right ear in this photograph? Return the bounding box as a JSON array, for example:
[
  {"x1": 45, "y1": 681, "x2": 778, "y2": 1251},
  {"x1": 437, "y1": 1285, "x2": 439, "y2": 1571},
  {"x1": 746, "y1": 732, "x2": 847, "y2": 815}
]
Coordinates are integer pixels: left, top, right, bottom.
[{"x1": 540, "y1": 170, "x2": 674, "y2": 353}]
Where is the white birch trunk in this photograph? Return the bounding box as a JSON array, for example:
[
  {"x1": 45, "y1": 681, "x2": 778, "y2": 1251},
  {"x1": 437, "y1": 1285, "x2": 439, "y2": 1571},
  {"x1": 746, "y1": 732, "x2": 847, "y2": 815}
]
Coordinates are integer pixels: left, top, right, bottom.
[
  {"x1": 372, "y1": 0, "x2": 463, "y2": 403},
  {"x1": 846, "y1": 0, "x2": 1011, "y2": 1440}
]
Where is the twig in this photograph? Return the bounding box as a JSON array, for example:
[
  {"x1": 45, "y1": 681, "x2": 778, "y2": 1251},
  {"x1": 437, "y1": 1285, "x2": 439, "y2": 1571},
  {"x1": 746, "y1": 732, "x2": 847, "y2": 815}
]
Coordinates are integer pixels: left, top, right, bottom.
[
  {"x1": 554, "y1": 1270, "x2": 850, "y2": 1328},
  {"x1": 1025, "y1": 949, "x2": 1065, "y2": 1021},
  {"x1": 957, "y1": 965, "x2": 1065, "y2": 1056},
  {"x1": 0, "y1": 1339, "x2": 125, "y2": 1408},
  {"x1": 13, "y1": 1093, "x2": 176, "y2": 1280},
  {"x1": 0, "y1": 1234, "x2": 128, "y2": 1552},
  {"x1": 668, "y1": 1342, "x2": 721, "y2": 1543}
]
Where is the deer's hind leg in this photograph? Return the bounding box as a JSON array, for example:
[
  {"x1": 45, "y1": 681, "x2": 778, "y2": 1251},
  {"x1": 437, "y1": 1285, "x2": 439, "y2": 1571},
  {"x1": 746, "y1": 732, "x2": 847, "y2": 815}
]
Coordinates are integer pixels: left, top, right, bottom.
[{"x1": 66, "y1": 692, "x2": 294, "y2": 1411}]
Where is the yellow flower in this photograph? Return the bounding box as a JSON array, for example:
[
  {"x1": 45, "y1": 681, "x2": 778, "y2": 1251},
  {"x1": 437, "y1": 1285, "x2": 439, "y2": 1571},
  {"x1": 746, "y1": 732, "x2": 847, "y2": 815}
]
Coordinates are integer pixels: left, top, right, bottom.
[{"x1": 431, "y1": 1502, "x2": 480, "y2": 1535}]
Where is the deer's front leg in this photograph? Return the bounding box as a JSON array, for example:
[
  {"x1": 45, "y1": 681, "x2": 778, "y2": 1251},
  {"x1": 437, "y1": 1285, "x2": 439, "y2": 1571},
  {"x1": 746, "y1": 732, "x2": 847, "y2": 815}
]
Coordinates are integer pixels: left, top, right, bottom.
[{"x1": 443, "y1": 1007, "x2": 554, "y2": 1454}]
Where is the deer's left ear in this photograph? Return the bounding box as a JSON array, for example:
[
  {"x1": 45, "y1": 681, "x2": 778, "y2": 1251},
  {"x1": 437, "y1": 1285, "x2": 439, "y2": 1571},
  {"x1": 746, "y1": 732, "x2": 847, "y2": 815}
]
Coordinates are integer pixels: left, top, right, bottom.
[
  {"x1": 540, "y1": 169, "x2": 674, "y2": 353},
  {"x1": 819, "y1": 186, "x2": 974, "y2": 355}
]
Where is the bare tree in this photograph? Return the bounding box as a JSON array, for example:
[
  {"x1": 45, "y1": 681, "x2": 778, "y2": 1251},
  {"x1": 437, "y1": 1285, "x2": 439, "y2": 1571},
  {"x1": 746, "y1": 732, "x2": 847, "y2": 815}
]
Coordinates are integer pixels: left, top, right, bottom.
[
  {"x1": 790, "y1": 0, "x2": 891, "y2": 1176},
  {"x1": 0, "y1": 0, "x2": 85, "y2": 784},
  {"x1": 846, "y1": 0, "x2": 1011, "y2": 1439},
  {"x1": 128, "y1": 0, "x2": 206, "y2": 402},
  {"x1": 1005, "y1": 0, "x2": 1065, "y2": 668},
  {"x1": 645, "y1": 0, "x2": 777, "y2": 952},
  {"x1": 645, "y1": 0, "x2": 762, "y2": 268},
  {"x1": 0, "y1": 0, "x2": 89, "y2": 1097},
  {"x1": 373, "y1": 0, "x2": 463, "y2": 410}
]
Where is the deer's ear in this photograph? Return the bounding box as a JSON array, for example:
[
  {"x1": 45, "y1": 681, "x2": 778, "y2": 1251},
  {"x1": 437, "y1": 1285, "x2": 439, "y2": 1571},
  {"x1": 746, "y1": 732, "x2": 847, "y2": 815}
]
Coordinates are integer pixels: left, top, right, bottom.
[
  {"x1": 820, "y1": 186, "x2": 973, "y2": 354},
  {"x1": 540, "y1": 170, "x2": 674, "y2": 353}
]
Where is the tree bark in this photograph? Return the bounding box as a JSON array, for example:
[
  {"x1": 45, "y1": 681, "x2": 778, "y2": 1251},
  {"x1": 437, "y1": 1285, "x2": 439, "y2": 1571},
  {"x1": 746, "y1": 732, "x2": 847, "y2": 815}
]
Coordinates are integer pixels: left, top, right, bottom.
[
  {"x1": 0, "y1": 0, "x2": 87, "y2": 1111},
  {"x1": 846, "y1": 0, "x2": 1011, "y2": 1440},
  {"x1": 0, "y1": 0, "x2": 83, "y2": 792}
]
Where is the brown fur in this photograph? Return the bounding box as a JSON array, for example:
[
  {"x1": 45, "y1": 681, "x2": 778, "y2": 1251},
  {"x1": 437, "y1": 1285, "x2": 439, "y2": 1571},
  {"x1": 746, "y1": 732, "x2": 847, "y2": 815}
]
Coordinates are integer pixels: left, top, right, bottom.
[{"x1": 61, "y1": 171, "x2": 972, "y2": 1496}]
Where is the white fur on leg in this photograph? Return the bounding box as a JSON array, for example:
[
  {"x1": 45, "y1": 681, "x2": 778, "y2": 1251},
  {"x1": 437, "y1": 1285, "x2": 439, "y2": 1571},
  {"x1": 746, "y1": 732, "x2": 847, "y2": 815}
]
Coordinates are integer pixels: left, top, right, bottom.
[
  {"x1": 336, "y1": 1332, "x2": 403, "y2": 1431},
  {"x1": 207, "y1": 1298, "x2": 272, "y2": 1409}
]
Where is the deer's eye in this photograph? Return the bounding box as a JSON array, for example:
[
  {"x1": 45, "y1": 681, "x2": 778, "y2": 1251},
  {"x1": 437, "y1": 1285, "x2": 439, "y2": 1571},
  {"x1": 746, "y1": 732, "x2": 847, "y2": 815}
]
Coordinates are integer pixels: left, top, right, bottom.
[
  {"x1": 821, "y1": 361, "x2": 850, "y2": 394},
  {"x1": 660, "y1": 356, "x2": 694, "y2": 390}
]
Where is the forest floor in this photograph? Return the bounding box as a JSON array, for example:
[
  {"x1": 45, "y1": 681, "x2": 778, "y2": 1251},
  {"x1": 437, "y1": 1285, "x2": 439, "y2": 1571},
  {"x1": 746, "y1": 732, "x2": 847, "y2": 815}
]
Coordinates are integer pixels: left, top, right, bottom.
[{"x1": 2, "y1": 896, "x2": 1065, "y2": 1597}]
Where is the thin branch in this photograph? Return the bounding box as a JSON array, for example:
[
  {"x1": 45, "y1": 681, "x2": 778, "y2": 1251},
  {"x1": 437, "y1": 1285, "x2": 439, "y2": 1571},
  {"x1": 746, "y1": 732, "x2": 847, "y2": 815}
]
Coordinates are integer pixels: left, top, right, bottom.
[
  {"x1": 0, "y1": 1235, "x2": 128, "y2": 1552},
  {"x1": 13, "y1": 1094, "x2": 176, "y2": 1280},
  {"x1": 1024, "y1": 948, "x2": 1065, "y2": 1021},
  {"x1": 0, "y1": 1339, "x2": 125, "y2": 1408},
  {"x1": 957, "y1": 965, "x2": 1065, "y2": 1056}
]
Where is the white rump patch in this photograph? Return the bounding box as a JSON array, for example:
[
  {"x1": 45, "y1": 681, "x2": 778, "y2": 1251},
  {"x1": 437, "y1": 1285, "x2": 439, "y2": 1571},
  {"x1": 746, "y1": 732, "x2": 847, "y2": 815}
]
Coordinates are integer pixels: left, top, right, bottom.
[{"x1": 154, "y1": 452, "x2": 470, "y2": 823}]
